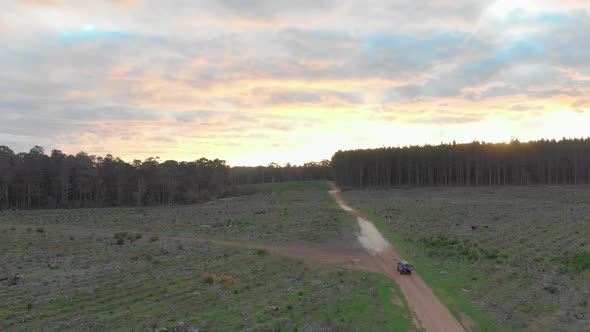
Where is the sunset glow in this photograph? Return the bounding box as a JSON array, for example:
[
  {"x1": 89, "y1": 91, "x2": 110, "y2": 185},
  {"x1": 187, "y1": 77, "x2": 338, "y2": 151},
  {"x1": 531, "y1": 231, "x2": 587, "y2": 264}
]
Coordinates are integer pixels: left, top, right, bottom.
[{"x1": 1, "y1": 0, "x2": 589, "y2": 165}]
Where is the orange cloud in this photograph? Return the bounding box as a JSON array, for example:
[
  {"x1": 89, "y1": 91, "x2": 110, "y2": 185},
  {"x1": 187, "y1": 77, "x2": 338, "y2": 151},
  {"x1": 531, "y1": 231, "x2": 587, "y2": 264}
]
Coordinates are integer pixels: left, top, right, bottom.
[
  {"x1": 19, "y1": 0, "x2": 139, "y2": 8},
  {"x1": 19, "y1": 0, "x2": 61, "y2": 6}
]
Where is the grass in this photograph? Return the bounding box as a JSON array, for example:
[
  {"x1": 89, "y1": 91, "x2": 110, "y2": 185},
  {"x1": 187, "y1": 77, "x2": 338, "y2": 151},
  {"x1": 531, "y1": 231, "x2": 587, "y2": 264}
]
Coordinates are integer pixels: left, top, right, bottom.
[
  {"x1": 254, "y1": 180, "x2": 332, "y2": 193},
  {"x1": 559, "y1": 251, "x2": 590, "y2": 273}
]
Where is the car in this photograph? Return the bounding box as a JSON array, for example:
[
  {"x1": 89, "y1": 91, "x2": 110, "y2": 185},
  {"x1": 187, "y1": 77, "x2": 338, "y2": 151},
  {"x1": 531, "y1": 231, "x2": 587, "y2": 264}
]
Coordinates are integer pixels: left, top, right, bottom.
[{"x1": 397, "y1": 261, "x2": 412, "y2": 275}]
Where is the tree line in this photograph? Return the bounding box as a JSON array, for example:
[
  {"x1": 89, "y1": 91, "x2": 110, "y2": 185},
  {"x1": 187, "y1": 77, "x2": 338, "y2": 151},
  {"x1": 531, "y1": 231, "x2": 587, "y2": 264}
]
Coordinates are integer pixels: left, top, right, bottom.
[
  {"x1": 229, "y1": 160, "x2": 332, "y2": 185},
  {"x1": 0, "y1": 146, "x2": 230, "y2": 210},
  {"x1": 331, "y1": 138, "x2": 590, "y2": 187},
  {"x1": 0, "y1": 145, "x2": 332, "y2": 210},
  {"x1": 3, "y1": 138, "x2": 590, "y2": 210}
]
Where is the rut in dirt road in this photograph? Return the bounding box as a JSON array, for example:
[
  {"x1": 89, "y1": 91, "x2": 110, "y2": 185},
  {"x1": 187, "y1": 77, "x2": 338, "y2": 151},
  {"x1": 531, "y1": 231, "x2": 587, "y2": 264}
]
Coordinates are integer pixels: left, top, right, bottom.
[{"x1": 329, "y1": 182, "x2": 466, "y2": 332}]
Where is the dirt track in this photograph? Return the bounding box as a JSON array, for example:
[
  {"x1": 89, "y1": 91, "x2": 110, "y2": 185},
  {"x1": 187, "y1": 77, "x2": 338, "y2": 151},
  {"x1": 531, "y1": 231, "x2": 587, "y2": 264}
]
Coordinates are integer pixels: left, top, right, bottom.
[
  {"x1": 196, "y1": 183, "x2": 466, "y2": 332},
  {"x1": 328, "y1": 182, "x2": 466, "y2": 332}
]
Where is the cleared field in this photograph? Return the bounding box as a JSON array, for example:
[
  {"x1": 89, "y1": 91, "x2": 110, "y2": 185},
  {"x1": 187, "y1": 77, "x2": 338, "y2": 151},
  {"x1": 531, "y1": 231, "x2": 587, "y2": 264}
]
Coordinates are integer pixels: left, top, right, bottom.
[
  {"x1": 343, "y1": 186, "x2": 590, "y2": 332},
  {"x1": 0, "y1": 182, "x2": 414, "y2": 331},
  {"x1": 0, "y1": 182, "x2": 357, "y2": 247}
]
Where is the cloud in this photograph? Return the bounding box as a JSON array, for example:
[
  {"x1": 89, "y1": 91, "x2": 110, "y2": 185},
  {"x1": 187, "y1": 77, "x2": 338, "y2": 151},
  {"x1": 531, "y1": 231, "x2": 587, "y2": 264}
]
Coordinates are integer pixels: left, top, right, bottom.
[
  {"x1": 571, "y1": 99, "x2": 590, "y2": 108},
  {"x1": 149, "y1": 136, "x2": 176, "y2": 143},
  {"x1": 174, "y1": 111, "x2": 219, "y2": 123},
  {"x1": 509, "y1": 104, "x2": 545, "y2": 112},
  {"x1": 2, "y1": 1, "x2": 590, "y2": 164},
  {"x1": 363, "y1": 31, "x2": 467, "y2": 67},
  {"x1": 19, "y1": 0, "x2": 140, "y2": 8},
  {"x1": 19, "y1": 0, "x2": 61, "y2": 6},
  {"x1": 264, "y1": 89, "x2": 362, "y2": 107}
]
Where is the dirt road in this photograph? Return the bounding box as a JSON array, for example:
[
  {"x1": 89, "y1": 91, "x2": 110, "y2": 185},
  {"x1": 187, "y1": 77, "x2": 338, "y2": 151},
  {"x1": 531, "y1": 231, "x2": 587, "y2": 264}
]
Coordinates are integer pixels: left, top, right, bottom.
[
  {"x1": 328, "y1": 182, "x2": 466, "y2": 332},
  {"x1": 198, "y1": 184, "x2": 468, "y2": 331}
]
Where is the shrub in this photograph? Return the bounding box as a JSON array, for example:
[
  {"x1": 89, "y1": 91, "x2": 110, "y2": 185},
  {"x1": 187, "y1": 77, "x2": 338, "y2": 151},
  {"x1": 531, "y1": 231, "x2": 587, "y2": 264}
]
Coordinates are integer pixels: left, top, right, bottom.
[
  {"x1": 36, "y1": 227, "x2": 45, "y2": 233},
  {"x1": 201, "y1": 272, "x2": 239, "y2": 287},
  {"x1": 483, "y1": 250, "x2": 499, "y2": 260},
  {"x1": 113, "y1": 232, "x2": 127, "y2": 240},
  {"x1": 124, "y1": 233, "x2": 142, "y2": 242},
  {"x1": 113, "y1": 232, "x2": 131, "y2": 245},
  {"x1": 149, "y1": 236, "x2": 159, "y2": 243},
  {"x1": 544, "y1": 285, "x2": 558, "y2": 294},
  {"x1": 561, "y1": 251, "x2": 590, "y2": 273},
  {"x1": 202, "y1": 274, "x2": 215, "y2": 284}
]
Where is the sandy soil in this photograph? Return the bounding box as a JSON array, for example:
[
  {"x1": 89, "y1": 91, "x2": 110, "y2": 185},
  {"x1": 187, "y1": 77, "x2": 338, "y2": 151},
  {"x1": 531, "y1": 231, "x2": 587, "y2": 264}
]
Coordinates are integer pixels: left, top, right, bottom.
[{"x1": 356, "y1": 217, "x2": 390, "y2": 254}]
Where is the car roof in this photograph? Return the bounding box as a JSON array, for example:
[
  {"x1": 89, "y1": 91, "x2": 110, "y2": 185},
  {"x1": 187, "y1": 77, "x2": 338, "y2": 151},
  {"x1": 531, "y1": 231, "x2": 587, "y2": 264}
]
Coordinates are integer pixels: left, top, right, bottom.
[{"x1": 400, "y1": 261, "x2": 410, "y2": 265}]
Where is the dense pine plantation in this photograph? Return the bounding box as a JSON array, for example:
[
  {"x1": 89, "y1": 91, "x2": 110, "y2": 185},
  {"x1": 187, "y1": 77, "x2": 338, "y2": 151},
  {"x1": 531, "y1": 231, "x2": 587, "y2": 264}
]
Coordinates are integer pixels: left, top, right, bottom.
[{"x1": 331, "y1": 138, "x2": 590, "y2": 187}]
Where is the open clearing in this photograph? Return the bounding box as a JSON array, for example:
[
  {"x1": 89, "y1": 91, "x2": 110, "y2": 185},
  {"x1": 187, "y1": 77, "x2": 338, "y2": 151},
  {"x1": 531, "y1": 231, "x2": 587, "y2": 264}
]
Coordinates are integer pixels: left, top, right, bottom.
[
  {"x1": 4, "y1": 180, "x2": 586, "y2": 331},
  {"x1": 0, "y1": 181, "x2": 414, "y2": 331},
  {"x1": 343, "y1": 186, "x2": 590, "y2": 331}
]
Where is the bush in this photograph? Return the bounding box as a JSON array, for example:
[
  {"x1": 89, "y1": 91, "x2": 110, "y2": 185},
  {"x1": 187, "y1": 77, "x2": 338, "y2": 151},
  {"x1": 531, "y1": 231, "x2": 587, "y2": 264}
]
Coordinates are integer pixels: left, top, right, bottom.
[
  {"x1": 113, "y1": 232, "x2": 130, "y2": 245},
  {"x1": 113, "y1": 232, "x2": 128, "y2": 240},
  {"x1": 202, "y1": 274, "x2": 215, "y2": 284},
  {"x1": 149, "y1": 236, "x2": 159, "y2": 243},
  {"x1": 561, "y1": 251, "x2": 590, "y2": 273},
  {"x1": 544, "y1": 285, "x2": 559, "y2": 294},
  {"x1": 36, "y1": 227, "x2": 45, "y2": 233},
  {"x1": 421, "y1": 235, "x2": 502, "y2": 262},
  {"x1": 201, "y1": 272, "x2": 239, "y2": 287}
]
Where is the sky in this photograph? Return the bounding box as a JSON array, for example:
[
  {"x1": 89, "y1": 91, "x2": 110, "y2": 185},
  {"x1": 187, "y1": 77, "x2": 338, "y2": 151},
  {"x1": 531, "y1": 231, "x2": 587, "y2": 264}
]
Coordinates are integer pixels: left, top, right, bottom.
[{"x1": 1, "y1": 0, "x2": 590, "y2": 166}]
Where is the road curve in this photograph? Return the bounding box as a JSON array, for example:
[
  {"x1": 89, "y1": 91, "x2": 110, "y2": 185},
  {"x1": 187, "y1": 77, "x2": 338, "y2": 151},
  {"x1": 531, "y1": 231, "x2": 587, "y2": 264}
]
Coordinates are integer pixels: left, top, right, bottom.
[{"x1": 328, "y1": 181, "x2": 466, "y2": 332}]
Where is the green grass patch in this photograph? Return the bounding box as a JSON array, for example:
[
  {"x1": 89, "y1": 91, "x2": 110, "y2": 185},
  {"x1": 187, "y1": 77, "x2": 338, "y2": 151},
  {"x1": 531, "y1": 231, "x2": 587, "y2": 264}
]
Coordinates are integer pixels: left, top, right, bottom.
[
  {"x1": 559, "y1": 251, "x2": 590, "y2": 273},
  {"x1": 421, "y1": 235, "x2": 502, "y2": 262},
  {"x1": 254, "y1": 180, "x2": 331, "y2": 193},
  {"x1": 287, "y1": 272, "x2": 414, "y2": 331}
]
